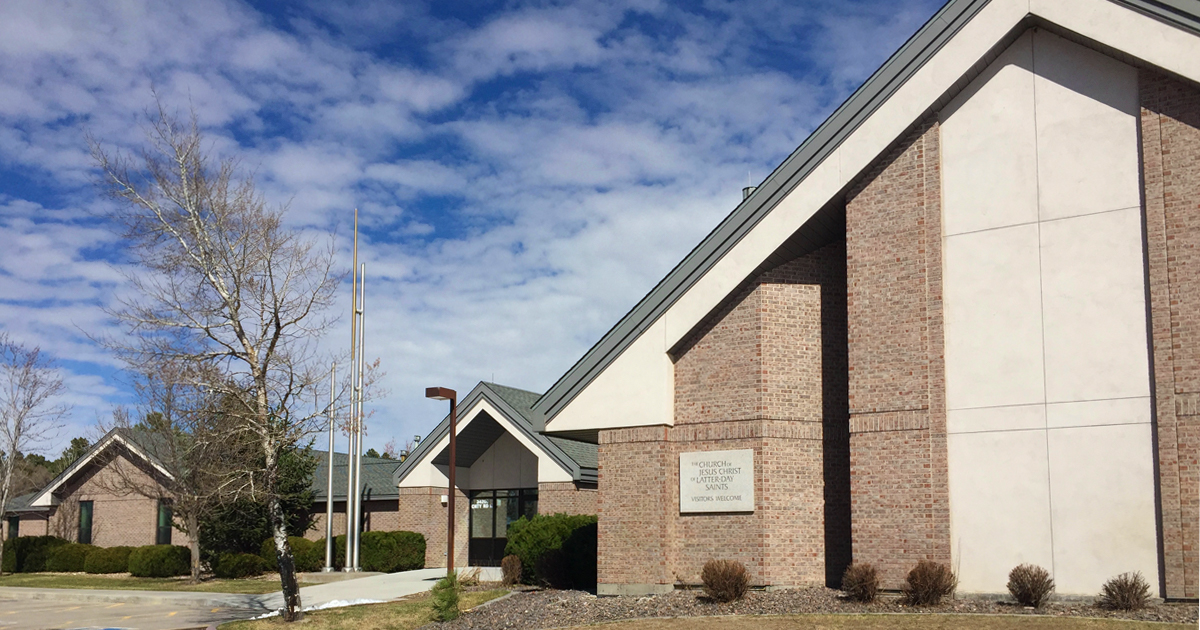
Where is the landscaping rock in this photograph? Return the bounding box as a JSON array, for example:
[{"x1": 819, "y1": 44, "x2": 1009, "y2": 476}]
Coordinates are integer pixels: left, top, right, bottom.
[{"x1": 428, "y1": 586, "x2": 1199, "y2": 629}]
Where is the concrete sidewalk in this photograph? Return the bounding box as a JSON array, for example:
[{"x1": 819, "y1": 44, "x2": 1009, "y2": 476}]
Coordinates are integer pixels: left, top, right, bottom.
[{"x1": 0, "y1": 566, "x2": 504, "y2": 615}]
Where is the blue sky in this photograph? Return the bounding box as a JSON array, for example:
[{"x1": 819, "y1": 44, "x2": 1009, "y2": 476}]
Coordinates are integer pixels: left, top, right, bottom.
[{"x1": 0, "y1": 0, "x2": 943, "y2": 456}]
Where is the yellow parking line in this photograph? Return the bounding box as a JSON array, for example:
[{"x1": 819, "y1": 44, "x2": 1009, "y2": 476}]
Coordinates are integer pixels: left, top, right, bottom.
[
  {"x1": 106, "y1": 602, "x2": 125, "y2": 608},
  {"x1": 123, "y1": 615, "x2": 132, "y2": 620},
  {"x1": 211, "y1": 608, "x2": 221, "y2": 612},
  {"x1": 64, "y1": 606, "x2": 81, "y2": 611},
  {"x1": 167, "y1": 611, "x2": 178, "y2": 617}
]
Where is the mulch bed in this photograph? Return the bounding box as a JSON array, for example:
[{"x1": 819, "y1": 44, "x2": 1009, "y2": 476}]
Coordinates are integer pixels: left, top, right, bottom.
[{"x1": 433, "y1": 586, "x2": 1198, "y2": 629}]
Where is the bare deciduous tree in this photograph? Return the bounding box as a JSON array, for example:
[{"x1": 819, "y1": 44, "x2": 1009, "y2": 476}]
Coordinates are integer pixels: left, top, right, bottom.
[
  {"x1": 96, "y1": 360, "x2": 229, "y2": 583},
  {"x1": 90, "y1": 102, "x2": 340, "y2": 620},
  {"x1": 0, "y1": 334, "x2": 69, "y2": 573}
]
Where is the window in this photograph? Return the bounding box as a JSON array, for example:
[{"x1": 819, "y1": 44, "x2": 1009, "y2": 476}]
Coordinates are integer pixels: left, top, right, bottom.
[
  {"x1": 78, "y1": 501, "x2": 93, "y2": 545},
  {"x1": 6, "y1": 516, "x2": 17, "y2": 540},
  {"x1": 156, "y1": 500, "x2": 173, "y2": 545}
]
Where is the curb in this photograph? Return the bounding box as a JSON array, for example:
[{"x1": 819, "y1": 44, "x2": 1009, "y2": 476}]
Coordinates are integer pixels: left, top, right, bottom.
[{"x1": 0, "y1": 587, "x2": 270, "y2": 610}]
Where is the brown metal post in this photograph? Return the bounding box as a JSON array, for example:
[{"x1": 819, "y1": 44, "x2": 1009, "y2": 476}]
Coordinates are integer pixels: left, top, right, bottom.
[
  {"x1": 447, "y1": 395, "x2": 457, "y2": 575},
  {"x1": 426, "y1": 386, "x2": 458, "y2": 575}
]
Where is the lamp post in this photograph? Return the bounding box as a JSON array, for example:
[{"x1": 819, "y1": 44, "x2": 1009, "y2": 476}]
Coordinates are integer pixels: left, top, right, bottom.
[{"x1": 425, "y1": 386, "x2": 457, "y2": 575}]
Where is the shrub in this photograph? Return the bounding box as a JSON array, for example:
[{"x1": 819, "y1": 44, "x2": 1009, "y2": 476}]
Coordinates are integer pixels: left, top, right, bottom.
[
  {"x1": 84, "y1": 546, "x2": 134, "y2": 574},
  {"x1": 45, "y1": 543, "x2": 98, "y2": 573},
  {"x1": 500, "y1": 555, "x2": 522, "y2": 586},
  {"x1": 259, "y1": 537, "x2": 319, "y2": 572},
  {"x1": 841, "y1": 562, "x2": 879, "y2": 603},
  {"x1": 505, "y1": 513, "x2": 597, "y2": 587},
  {"x1": 2, "y1": 536, "x2": 69, "y2": 573},
  {"x1": 214, "y1": 552, "x2": 266, "y2": 579},
  {"x1": 459, "y1": 567, "x2": 482, "y2": 587},
  {"x1": 701, "y1": 559, "x2": 750, "y2": 603},
  {"x1": 307, "y1": 536, "x2": 344, "y2": 571},
  {"x1": 360, "y1": 531, "x2": 426, "y2": 573},
  {"x1": 430, "y1": 572, "x2": 460, "y2": 621},
  {"x1": 901, "y1": 560, "x2": 957, "y2": 606},
  {"x1": 1007, "y1": 564, "x2": 1054, "y2": 608},
  {"x1": 1098, "y1": 572, "x2": 1151, "y2": 611},
  {"x1": 128, "y1": 545, "x2": 190, "y2": 577}
]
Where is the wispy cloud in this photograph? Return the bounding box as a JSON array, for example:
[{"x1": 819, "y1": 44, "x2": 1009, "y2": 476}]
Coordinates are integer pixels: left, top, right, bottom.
[{"x1": 0, "y1": 0, "x2": 944, "y2": 453}]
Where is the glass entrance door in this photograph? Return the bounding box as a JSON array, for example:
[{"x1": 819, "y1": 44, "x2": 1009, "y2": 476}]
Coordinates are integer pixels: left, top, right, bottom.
[{"x1": 468, "y1": 489, "x2": 537, "y2": 566}]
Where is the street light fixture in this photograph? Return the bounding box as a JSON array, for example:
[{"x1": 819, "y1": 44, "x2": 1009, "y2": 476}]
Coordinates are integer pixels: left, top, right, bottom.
[{"x1": 426, "y1": 386, "x2": 457, "y2": 575}]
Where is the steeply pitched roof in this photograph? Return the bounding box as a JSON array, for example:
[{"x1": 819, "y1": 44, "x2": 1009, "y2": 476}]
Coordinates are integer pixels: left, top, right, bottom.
[
  {"x1": 531, "y1": 0, "x2": 1200, "y2": 426},
  {"x1": 309, "y1": 450, "x2": 402, "y2": 502},
  {"x1": 392, "y1": 381, "x2": 598, "y2": 486}
]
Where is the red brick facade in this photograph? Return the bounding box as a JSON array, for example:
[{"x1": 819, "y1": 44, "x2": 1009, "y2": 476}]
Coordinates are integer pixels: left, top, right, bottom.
[
  {"x1": 1140, "y1": 70, "x2": 1200, "y2": 600},
  {"x1": 598, "y1": 244, "x2": 847, "y2": 591},
  {"x1": 845, "y1": 117, "x2": 951, "y2": 589},
  {"x1": 538, "y1": 481, "x2": 598, "y2": 516}
]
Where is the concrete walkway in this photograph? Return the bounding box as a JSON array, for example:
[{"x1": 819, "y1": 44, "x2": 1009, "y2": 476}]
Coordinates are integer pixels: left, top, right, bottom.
[{"x1": 0, "y1": 566, "x2": 504, "y2": 619}]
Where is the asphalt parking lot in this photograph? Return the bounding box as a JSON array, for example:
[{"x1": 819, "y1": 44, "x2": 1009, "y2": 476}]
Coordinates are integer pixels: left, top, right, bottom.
[{"x1": 0, "y1": 598, "x2": 254, "y2": 630}]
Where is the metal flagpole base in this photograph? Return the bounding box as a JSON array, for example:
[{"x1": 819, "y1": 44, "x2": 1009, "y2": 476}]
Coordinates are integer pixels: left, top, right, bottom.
[{"x1": 321, "y1": 567, "x2": 334, "y2": 573}]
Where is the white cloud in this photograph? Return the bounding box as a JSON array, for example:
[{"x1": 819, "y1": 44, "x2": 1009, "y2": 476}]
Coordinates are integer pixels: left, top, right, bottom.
[{"x1": 0, "y1": 0, "x2": 942, "y2": 453}]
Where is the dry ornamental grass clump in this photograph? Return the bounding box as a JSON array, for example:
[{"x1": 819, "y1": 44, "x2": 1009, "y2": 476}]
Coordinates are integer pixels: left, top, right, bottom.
[
  {"x1": 1007, "y1": 564, "x2": 1054, "y2": 607},
  {"x1": 1098, "y1": 572, "x2": 1151, "y2": 611},
  {"x1": 701, "y1": 559, "x2": 750, "y2": 603},
  {"x1": 501, "y1": 554, "x2": 522, "y2": 586},
  {"x1": 841, "y1": 563, "x2": 880, "y2": 603},
  {"x1": 901, "y1": 560, "x2": 957, "y2": 606}
]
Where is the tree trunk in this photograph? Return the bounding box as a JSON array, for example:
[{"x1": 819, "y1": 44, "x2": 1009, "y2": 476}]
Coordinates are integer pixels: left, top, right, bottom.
[
  {"x1": 269, "y1": 493, "x2": 303, "y2": 621},
  {"x1": 186, "y1": 511, "x2": 201, "y2": 584},
  {"x1": 0, "y1": 452, "x2": 16, "y2": 575}
]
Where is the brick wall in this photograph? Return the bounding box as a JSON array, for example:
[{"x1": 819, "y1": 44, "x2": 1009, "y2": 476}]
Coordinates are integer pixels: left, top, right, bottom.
[
  {"x1": 305, "y1": 499, "x2": 402, "y2": 542},
  {"x1": 394, "y1": 487, "x2": 468, "y2": 569},
  {"x1": 538, "y1": 482, "x2": 597, "y2": 515},
  {"x1": 57, "y1": 452, "x2": 165, "y2": 548},
  {"x1": 599, "y1": 243, "x2": 847, "y2": 591},
  {"x1": 1140, "y1": 70, "x2": 1200, "y2": 600},
  {"x1": 845, "y1": 117, "x2": 951, "y2": 589}
]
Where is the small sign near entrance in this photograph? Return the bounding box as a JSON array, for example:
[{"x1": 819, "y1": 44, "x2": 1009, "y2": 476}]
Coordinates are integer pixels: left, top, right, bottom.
[{"x1": 679, "y1": 449, "x2": 754, "y2": 513}]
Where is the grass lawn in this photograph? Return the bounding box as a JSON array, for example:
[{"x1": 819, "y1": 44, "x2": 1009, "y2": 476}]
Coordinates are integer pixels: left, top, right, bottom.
[
  {"x1": 0, "y1": 572, "x2": 289, "y2": 594},
  {"x1": 559, "y1": 616, "x2": 1195, "y2": 630},
  {"x1": 219, "y1": 589, "x2": 508, "y2": 630}
]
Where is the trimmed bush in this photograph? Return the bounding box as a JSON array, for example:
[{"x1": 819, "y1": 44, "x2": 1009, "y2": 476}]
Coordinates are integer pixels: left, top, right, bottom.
[
  {"x1": 430, "y1": 572, "x2": 460, "y2": 621},
  {"x1": 500, "y1": 555, "x2": 521, "y2": 587},
  {"x1": 259, "y1": 536, "x2": 319, "y2": 572},
  {"x1": 1098, "y1": 572, "x2": 1151, "y2": 611},
  {"x1": 1008, "y1": 564, "x2": 1054, "y2": 608},
  {"x1": 45, "y1": 543, "x2": 98, "y2": 573},
  {"x1": 901, "y1": 560, "x2": 957, "y2": 606},
  {"x1": 309, "y1": 535, "x2": 346, "y2": 570},
  {"x1": 842, "y1": 562, "x2": 880, "y2": 603},
  {"x1": 2, "y1": 536, "x2": 69, "y2": 573},
  {"x1": 214, "y1": 552, "x2": 266, "y2": 579},
  {"x1": 505, "y1": 513, "x2": 597, "y2": 587},
  {"x1": 701, "y1": 559, "x2": 750, "y2": 603},
  {"x1": 360, "y1": 531, "x2": 426, "y2": 573},
  {"x1": 128, "y1": 545, "x2": 190, "y2": 578},
  {"x1": 84, "y1": 546, "x2": 134, "y2": 574}
]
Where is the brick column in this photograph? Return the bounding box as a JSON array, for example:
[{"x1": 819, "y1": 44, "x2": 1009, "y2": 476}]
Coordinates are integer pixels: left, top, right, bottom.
[
  {"x1": 396, "y1": 486, "x2": 468, "y2": 569},
  {"x1": 846, "y1": 117, "x2": 951, "y2": 588},
  {"x1": 598, "y1": 244, "x2": 845, "y2": 594},
  {"x1": 1140, "y1": 70, "x2": 1200, "y2": 600}
]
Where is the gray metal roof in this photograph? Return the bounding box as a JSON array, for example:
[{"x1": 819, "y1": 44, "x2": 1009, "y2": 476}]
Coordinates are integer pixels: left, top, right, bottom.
[
  {"x1": 392, "y1": 381, "x2": 599, "y2": 486},
  {"x1": 531, "y1": 0, "x2": 1200, "y2": 428},
  {"x1": 310, "y1": 450, "x2": 402, "y2": 502}
]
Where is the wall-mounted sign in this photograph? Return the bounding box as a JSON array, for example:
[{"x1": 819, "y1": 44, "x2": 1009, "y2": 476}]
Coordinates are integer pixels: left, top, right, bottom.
[{"x1": 679, "y1": 449, "x2": 754, "y2": 513}]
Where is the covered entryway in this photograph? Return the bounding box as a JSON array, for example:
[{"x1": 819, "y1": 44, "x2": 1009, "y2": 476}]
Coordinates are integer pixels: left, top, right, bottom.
[{"x1": 469, "y1": 488, "x2": 537, "y2": 566}]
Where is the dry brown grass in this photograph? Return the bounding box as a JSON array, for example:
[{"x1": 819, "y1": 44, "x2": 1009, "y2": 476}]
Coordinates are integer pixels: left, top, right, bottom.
[{"x1": 219, "y1": 589, "x2": 507, "y2": 630}]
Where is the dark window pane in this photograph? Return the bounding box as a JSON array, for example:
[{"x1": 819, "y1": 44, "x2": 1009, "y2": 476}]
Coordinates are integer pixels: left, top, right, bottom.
[
  {"x1": 156, "y1": 500, "x2": 173, "y2": 545},
  {"x1": 6, "y1": 516, "x2": 17, "y2": 540},
  {"x1": 470, "y1": 497, "x2": 494, "y2": 538},
  {"x1": 78, "y1": 501, "x2": 93, "y2": 545}
]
